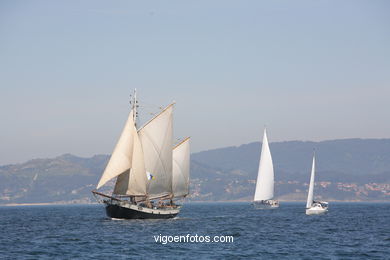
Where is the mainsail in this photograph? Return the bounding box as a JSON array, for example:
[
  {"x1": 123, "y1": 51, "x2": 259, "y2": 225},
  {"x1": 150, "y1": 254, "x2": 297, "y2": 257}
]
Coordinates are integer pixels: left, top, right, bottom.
[
  {"x1": 306, "y1": 155, "x2": 316, "y2": 209},
  {"x1": 172, "y1": 137, "x2": 190, "y2": 198},
  {"x1": 254, "y1": 128, "x2": 275, "y2": 201},
  {"x1": 138, "y1": 104, "x2": 174, "y2": 198}
]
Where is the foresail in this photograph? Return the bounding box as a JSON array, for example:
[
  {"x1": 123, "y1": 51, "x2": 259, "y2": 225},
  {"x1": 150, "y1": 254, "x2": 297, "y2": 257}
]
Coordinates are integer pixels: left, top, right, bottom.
[
  {"x1": 113, "y1": 169, "x2": 130, "y2": 194},
  {"x1": 306, "y1": 155, "x2": 316, "y2": 208},
  {"x1": 254, "y1": 129, "x2": 274, "y2": 201},
  {"x1": 138, "y1": 104, "x2": 174, "y2": 197},
  {"x1": 113, "y1": 129, "x2": 147, "y2": 195},
  {"x1": 97, "y1": 110, "x2": 136, "y2": 189},
  {"x1": 172, "y1": 137, "x2": 190, "y2": 197}
]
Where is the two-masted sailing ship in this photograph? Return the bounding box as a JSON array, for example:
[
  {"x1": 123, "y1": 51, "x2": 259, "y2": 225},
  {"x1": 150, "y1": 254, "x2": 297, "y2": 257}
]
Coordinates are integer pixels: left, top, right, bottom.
[
  {"x1": 92, "y1": 90, "x2": 190, "y2": 219},
  {"x1": 253, "y1": 128, "x2": 279, "y2": 209},
  {"x1": 305, "y1": 152, "x2": 328, "y2": 215}
]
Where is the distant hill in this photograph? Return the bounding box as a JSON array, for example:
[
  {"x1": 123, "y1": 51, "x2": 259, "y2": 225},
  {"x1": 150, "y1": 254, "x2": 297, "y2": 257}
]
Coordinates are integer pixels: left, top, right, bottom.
[
  {"x1": 192, "y1": 138, "x2": 390, "y2": 180},
  {"x1": 0, "y1": 139, "x2": 389, "y2": 204},
  {"x1": 190, "y1": 139, "x2": 390, "y2": 201},
  {"x1": 0, "y1": 154, "x2": 109, "y2": 204}
]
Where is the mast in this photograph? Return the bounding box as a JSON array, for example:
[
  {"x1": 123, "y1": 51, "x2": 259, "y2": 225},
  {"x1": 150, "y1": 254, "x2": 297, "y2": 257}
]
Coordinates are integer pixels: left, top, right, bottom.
[{"x1": 131, "y1": 89, "x2": 138, "y2": 127}]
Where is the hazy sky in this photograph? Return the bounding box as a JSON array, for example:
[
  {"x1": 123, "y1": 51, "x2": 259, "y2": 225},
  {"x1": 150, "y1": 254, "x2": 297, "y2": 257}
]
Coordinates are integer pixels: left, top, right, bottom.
[{"x1": 1, "y1": 0, "x2": 389, "y2": 164}]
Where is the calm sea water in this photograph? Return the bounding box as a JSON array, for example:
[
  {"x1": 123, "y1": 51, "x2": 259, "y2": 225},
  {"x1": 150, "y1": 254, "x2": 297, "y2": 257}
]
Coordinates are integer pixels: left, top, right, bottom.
[{"x1": 0, "y1": 202, "x2": 389, "y2": 259}]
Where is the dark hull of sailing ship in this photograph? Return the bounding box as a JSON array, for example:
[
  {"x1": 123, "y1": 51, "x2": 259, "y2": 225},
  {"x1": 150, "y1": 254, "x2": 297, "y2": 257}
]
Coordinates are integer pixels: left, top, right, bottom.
[
  {"x1": 93, "y1": 191, "x2": 180, "y2": 219},
  {"x1": 105, "y1": 203, "x2": 179, "y2": 219}
]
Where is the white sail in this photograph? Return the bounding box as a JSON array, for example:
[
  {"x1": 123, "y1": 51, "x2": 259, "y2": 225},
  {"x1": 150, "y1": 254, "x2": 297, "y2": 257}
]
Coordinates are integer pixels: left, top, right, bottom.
[
  {"x1": 306, "y1": 155, "x2": 316, "y2": 209},
  {"x1": 97, "y1": 110, "x2": 136, "y2": 189},
  {"x1": 172, "y1": 137, "x2": 190, "y2": 197},
  {"x1": 138, "y1": 104, "x2": 174, "y2": 198},
  {"x1": 113, "y1": 128, "x2": 147, "y2": 195},
  {"x1": 254, "y1": 128, "x2": 274, "y2": 201}
]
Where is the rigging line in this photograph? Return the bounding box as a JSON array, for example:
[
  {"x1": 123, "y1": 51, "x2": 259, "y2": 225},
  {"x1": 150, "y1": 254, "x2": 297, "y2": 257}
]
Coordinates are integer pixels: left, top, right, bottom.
[
  {"x1": 173, "y1": 137, "x2": 190, "y2": 150},
  {"x1": 137, "y1": 103, "x2": 174, "y2": 133}
]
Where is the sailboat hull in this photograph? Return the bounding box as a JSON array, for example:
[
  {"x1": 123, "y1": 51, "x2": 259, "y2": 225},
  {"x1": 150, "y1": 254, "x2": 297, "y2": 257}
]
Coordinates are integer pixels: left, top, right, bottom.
[
  {"x1": 305, "y1": 208, "x2": 327, "y2": 215},
  {"x1": 105, "y1": 202, "x2": 180, "y2": 219},
  {"x1": 253, "y1": 200, "x2": 279, "y2": 209},
  {"x1": 305, "y1": 203, "x2": 328, "y2": 215}
]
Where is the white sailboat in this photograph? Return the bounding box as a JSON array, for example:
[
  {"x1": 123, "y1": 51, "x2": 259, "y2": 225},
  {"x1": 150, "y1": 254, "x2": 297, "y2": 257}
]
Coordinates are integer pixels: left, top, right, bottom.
[
  {"x1": 92, "y1": 90, "x2": 190, "y2": 219},
  {"x1": 305, "y1": 153, "x2": 328, "y2": 215},
  {"x1": 253, "y1": 128, "x2": 279, "y2": 209}
]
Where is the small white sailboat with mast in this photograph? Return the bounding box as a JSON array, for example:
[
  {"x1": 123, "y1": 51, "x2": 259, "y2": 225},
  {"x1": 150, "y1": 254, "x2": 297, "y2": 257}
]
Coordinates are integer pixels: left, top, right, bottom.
[
  {"x1": 305, "y1": 152, "x2": 328, "y2": 215},
  {"x1": 92, "y1": 90, "x2": 190, "y2": 219},
  {"x1": 253, "y1": 128, "x2": 279, "y2": 209}
]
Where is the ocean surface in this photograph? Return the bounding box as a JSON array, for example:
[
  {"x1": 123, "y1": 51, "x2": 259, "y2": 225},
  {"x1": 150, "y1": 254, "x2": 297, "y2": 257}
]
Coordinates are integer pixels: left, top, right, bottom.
[{"x1": 0, "y1": 202, "x2": 389, "y2": 259}]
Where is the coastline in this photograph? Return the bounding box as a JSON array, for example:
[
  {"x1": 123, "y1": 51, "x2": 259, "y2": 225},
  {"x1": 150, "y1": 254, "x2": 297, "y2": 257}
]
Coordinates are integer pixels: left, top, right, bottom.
[{"x1": 1, "y1": 200, "x2": 389, "y2": 207}]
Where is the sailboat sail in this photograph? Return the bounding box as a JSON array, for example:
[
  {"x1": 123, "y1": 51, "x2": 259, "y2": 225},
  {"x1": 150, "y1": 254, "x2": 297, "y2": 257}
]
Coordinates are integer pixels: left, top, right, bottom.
[
  {"x1": 138, "y1": 104, "x2": 174, "y2": 198},
  {"x1": 113, "y1": 128, "x2": 147, "y2": 195},
  {"x1": 306, "y1": 155, "x2": 316, "y2": 208},
  {"x1": 172, "y1": 137, "x2": 190, "y2": 198},
  {"x1": 254, "y1": 129, "x2": 274, "y2": 201},
  {"x1": 97, "y1": 110, "x2": 138, "y2": 190}
]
